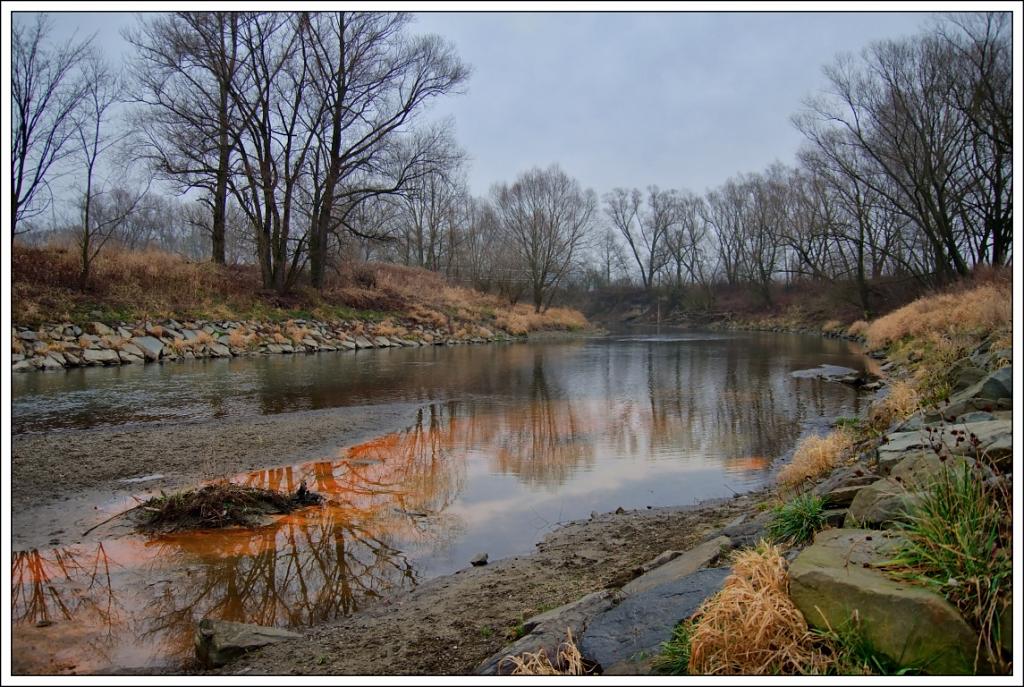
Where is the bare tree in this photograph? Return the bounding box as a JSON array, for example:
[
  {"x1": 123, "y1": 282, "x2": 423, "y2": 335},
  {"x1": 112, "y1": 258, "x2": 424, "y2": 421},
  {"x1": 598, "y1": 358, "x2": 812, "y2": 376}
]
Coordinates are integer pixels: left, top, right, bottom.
[
  {"x1": 492, "y1": 166, "x2": 596, "y2": 312},
  {"x1": 73, "y1": 58, "x2": 148, "y2": 288},
  {"x1": 11, "y1": 14, "x2": 93, "y2": 236},
  {"x1": 303, "y1": 11, "x2": 469, "y2": 289},
  {"x1": 124, "y1": 12, "x2": 243, "y2": 264},
  {"x1": 603, "y1": 186, "x2": 679, "y2": 290}
]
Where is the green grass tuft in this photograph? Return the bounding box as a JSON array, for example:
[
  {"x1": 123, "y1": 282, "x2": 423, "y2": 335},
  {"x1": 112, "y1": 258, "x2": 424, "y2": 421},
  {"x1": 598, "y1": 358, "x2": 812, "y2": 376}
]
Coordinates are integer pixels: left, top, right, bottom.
[
  {"x1": 890, "y1": 459, "x2": 1012, "y2": 672},
  {"x1": 766, "y1": 492, "x2": 827, "y2": 545},
  {"x1": 652, "y1": 620, "x2": 694, "y2": 675}
]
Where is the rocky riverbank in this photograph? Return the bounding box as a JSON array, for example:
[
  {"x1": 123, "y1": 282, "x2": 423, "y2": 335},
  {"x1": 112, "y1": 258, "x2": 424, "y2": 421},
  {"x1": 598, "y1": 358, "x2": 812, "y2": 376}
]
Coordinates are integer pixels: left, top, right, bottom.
[{"x1": 11, "y1": 317, "x2": 521, "y2": 373}]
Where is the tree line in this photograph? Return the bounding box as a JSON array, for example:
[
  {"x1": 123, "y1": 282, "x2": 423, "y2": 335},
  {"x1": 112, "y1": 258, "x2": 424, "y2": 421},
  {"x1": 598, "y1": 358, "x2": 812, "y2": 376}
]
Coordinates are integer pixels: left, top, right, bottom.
[{"x1": 12, "y1": 12, "x2": 1011, "y2": 315}]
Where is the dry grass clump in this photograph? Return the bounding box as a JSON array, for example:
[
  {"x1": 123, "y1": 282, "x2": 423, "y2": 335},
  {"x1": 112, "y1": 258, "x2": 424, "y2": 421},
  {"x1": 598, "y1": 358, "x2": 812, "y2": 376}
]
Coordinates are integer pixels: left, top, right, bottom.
[
  {"x1": 777, "y1": 430, "x2": 854, "y2": 490},
  {"x1": 865, "y1": 282, "x2": 1011, "y2": 350},
  {"x1": 374, "y1": 320, "x2": 407, "y2": 338},
  {"x1": 283, "y1": 321, "x2": 310, "y2": 344},
  {"x1": 193, "y1": 331, "x2": 214, "y2": 346},
  {"x1": 501, "y1": 629, "x2": 589, "y2": 675},
  {"x1": 227, "y1": 327, "x2": 254, "y2": 348},
  {"x1": 847, "y1": 320, "x2": 869, "y2": 338},
  {"x1": 12, "y1": 338, "x2": 25, "y2": 355},
  {"x1": 688, "y1": 542, "x2": 828, "y2": 675},
  {"x1": 492, "y1": 304, "x2": 588, "y2": 335},
  {"x1": 821, "y1": 319, "x2": 842, "y2": 333},
  {"x1": 868, "y1": 380, "x2": 920, "y2": 430}
]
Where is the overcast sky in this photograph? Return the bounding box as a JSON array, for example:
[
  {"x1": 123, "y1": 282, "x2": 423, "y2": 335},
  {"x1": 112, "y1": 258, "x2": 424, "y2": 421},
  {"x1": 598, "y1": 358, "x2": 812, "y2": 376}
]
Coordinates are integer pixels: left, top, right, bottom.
[{"x1": 33, "y1": 10, "x2": 935, "y2": 197}]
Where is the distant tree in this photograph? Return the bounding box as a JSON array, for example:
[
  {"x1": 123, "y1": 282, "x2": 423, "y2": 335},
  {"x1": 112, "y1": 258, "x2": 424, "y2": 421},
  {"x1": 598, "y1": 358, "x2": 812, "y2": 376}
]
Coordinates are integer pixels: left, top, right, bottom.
[
  {"x1": 492, "y1": 166, "x2": 596, "y2": 312},
  {"x1": 603, "y1": 186, "x2": 679, "y2": 290},
  {"x1": 11, "y1": 14, "x2": 93, "y2": 237}
]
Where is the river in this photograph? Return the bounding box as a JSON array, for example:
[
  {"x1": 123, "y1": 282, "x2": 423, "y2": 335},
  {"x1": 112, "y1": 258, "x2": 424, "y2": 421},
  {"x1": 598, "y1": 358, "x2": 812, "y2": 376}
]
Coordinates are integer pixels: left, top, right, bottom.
[{"x1": 10, "y1": 329, "x2": 873, "y2": 674}]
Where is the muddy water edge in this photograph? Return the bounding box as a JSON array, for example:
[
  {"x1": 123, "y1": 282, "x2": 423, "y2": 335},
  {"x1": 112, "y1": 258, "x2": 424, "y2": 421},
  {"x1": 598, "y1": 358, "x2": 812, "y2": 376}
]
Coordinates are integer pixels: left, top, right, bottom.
[{"x1": 10, "y1": 330, "x2": 876, "y2": 674}]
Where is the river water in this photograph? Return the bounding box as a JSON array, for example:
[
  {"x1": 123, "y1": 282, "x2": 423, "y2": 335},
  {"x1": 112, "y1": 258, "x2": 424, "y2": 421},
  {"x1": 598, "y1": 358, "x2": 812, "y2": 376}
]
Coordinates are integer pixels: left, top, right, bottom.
[{"x1": 10, "y1": 330, "x2": 873, "y2": 674}]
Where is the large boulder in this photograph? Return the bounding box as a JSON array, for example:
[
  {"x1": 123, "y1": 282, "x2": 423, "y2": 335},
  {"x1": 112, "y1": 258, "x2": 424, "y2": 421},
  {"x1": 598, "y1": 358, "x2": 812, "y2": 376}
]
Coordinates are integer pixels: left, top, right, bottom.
[
  {"x1": 87, "y1": 321, "x2": 114, "y2": 336},
  {"x1": 476, "y1": 590, "x2": 615, "y2": 675},
  {"x1": 194, "y1": 618, "x2": 302, "y2": 668},
  {"x1": 580, "y1": 567, "x2": 731, "y2": 672},
  {"x1": 131, "y1": 336, "x2": 164, "y2": 361},
  {"x1": 889, "y1": 452, "x2": 988, "y2": 490},
  {"x1": 845, "y1": 478, "x2": 922, "y2": 528},
  {"x1": 955, "y1": 366, "x2": 1012, "y2": 403},
  {"x1": 790, "y1": 529, "x2": 986, "y2": 675}
]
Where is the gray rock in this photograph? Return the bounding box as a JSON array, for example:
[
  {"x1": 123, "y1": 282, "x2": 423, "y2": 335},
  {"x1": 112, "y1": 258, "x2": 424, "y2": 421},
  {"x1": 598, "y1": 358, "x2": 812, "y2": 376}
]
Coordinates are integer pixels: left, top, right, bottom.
[
  {"x1": 12, "y1": 360, "x2": 34, "y2": 372},
  {"x1": 373, "y1": 336, "x2": 393, "y2": 348},
  {"x1": 580, "y1": 567, "x2": 731, "y2": 671},
  {"x1": 194, "y1": 618, "x2": 301, "y2": 667},
  {"x1": 889, "y1": 452, "x2": 988, "y2": 491},
  {"x1": 119, "y1": 352, "x2": 144, "y2": 364},
  {"x1": 38, "y1": 355, "x2": 64, "y2": 371},
  {"x1": 17, "y1": 330, "x2": 38, "y2": 341},
  {"x1": 790, "y1": 529, "x2": 986, "y2": 675},
  {"x1": 354, "y1": 336, "x2": 375, "y2": 349},
  {"x1": 131, "y1": 336, "x2": 164, "y2": 361},
  {"x1": 476, "y1": 590, "x2": 615, "y2": 675},
  {"x1": 120, "y1": 342, "x2": 145, "y2": 359},
  {"x1": 208, "y1": 342, "x2": 231, "y2": 358},
  {"x1": 338, "y1": 339, "x2": 357, "y2": 350},
  {"x1": 470, "y1": 552, "x2": 488, "y2": 566},
  {"x1": 953, "y1": 366, "x2": 1012, "y2": 404},
  {"x1": 622, "y1": 536, "x2": 731, "y2": 595},
  {"x1": 876, "y1": 432, "x2": 931, "y2": 474},
  {"x1": 88, "y1": 321, "x2": 114, "y2": 336},
  {"x1": 266, "y1": 344, "x2": 285, "y2": 354},
  {"x1": 718, "y1": 509, "x2": 771, "y2": 548},
  {"x1": 181, "y1": 329, "x2": 199, "y2": 341},
  {"x1": 81, "y1": 348, "x2": 120, "y2": 365},
  {"x1": 845, "y1": 478, "x2": 922, "y2": 528}
]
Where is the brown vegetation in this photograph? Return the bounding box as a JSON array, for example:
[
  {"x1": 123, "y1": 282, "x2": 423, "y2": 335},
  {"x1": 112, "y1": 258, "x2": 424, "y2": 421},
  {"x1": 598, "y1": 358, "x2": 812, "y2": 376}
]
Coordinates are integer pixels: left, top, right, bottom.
[
  {"x1": 865, "y1": 278, "x2": 1011, "y2": 350},
  {"x1": 501, "y1": 629, "x2": 589, "y2": 676},
  {"x1": 688, "y1": 543, "x2": 827, "y2": 675},
  {"x1": 12, "y1": 245, "x2": 589, "y2": 335},
  {"x1": 776, "y1": 430, "x2": 854, "y2": 491}
]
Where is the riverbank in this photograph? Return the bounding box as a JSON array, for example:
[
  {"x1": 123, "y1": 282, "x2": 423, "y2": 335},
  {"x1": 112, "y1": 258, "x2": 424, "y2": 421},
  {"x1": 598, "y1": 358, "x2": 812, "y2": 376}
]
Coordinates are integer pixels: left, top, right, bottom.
[{"x1": 11, "y1": 244, "x2": 590, "y2": 374}]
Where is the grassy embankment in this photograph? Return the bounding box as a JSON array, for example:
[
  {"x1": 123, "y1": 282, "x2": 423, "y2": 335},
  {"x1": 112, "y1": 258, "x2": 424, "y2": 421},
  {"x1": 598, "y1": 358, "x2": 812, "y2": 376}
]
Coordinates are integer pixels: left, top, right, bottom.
[{"x1": 11, "y1": 244, "x2": 588, "y2": 335}]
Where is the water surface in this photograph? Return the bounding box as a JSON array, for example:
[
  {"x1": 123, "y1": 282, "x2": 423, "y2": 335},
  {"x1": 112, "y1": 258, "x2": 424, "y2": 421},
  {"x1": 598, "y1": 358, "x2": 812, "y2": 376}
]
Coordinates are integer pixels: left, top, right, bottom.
[{"x1": 11, "y1": 330, "x2": 872, "y2": 673}]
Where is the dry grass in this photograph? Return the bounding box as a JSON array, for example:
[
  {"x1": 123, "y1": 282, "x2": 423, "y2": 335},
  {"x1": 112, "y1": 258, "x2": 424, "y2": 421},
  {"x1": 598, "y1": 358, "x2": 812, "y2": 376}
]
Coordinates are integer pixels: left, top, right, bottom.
[
  {"x1": 868, "y1": 380, "x2": 920, "y2": 430},
  {"x1": 776, "y1": 430, "x2": 854, "y2": 490},
  {"x1": 12, "y1": 338, "x2": 25, "y2": 355},
  {"x1": 13, "y1": 244, "x2": 590, "y2": 335},
  {"x1": 193, "y1": 331, "x2": 214, "y2": 346},
  {"x1": 847, "y1": 320, "x2": 869, "y2": 338},
  {"x1": 374, "y1": 320, "x2": 407, "y2": 338},
  {"x1": 283, "y1": 321, "x2": 310, "y2": 344},
  {"x1": 821, "y1": 319, "x2": 842, "y2": 333},
  {"x1": 688, "y1": 542, "x2": 829, "y2": 675},
  {"x1": 865, "y1": 281, "x2": 1011, "y2": 350},
  {"x1": 227, "y1": 327, "x2": 252, "y2": 348},
  {"x1": 500, "y1": 629, "x2": 588, "y2": 676}
]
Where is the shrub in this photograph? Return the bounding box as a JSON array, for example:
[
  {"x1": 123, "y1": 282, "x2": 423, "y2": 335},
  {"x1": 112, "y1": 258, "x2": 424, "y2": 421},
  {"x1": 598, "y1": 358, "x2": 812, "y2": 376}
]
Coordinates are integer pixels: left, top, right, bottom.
[
  {"x1": 776, "y1": 430, "x2": 854, "y2": 490},
  {"x1": 767, "y1": 493, "x2": 828, "y2": 545},
  {"x1": 891, "y1": 459, "x2": 1012, "y2": 672},
  {"x1": 688, "y1": 542, "x2": 828, "y2": 674}
]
